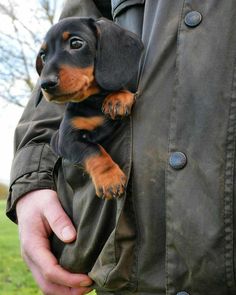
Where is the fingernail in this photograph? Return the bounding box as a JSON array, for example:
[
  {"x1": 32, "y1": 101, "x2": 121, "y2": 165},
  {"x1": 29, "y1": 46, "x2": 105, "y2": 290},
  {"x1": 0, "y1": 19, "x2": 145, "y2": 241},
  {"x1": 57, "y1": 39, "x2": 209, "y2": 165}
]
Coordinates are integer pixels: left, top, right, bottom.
[
  {"x1": 61, "y1": 226, "x2": 75, "y2": 241},
  {"x1": 79, "y1": 280, "x2": 92, "y2": 287}
]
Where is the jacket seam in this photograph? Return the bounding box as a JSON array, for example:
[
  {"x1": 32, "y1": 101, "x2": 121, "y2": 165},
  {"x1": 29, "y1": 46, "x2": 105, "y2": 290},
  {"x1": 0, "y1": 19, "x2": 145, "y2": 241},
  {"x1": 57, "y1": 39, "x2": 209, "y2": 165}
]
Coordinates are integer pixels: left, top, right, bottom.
[
  {"x1": 129, "y1": 114, "x2": 139, "y2": 292},
  {"x1": 223, "y1": 51, "x2": 236, "y2": 290}
]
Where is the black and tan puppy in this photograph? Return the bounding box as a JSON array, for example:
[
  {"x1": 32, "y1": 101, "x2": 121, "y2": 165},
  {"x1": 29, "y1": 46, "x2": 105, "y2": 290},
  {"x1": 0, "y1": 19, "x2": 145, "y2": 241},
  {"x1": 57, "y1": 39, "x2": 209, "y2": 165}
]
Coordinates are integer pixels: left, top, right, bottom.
[{"x1": 36, "y1": 17, "x2": 143, "y2": 199}]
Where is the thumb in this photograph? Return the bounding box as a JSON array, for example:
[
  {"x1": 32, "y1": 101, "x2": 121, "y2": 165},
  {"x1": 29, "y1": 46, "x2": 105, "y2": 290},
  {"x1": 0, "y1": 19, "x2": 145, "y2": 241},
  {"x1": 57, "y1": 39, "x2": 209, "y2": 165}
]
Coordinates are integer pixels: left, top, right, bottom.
[{"x1": 43, "y1": 194, "x2": 76, "y2": 243}]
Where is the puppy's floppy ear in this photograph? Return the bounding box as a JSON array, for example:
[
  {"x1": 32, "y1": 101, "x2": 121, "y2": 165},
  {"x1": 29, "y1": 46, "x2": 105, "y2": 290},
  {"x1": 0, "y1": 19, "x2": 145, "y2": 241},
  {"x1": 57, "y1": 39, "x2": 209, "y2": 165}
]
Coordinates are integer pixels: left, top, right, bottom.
[{"x1": 94, "y1": 19, "x2": 143, "y2": 91}]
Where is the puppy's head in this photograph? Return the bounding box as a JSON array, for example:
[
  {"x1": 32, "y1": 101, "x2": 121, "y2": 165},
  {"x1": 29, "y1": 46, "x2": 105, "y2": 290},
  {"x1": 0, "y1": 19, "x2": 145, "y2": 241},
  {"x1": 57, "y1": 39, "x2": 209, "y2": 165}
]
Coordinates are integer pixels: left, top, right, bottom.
[{"x1": 36, "y1": 17, "x2": 143, "y2": 105}]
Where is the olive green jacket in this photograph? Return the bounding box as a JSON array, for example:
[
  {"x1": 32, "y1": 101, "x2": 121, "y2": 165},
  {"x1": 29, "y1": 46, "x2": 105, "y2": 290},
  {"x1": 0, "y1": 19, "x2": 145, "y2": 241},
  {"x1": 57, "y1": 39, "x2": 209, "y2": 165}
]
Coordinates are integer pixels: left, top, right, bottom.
[{"x1": 7, "y1": 0, "x2": 236, "y2": 294}]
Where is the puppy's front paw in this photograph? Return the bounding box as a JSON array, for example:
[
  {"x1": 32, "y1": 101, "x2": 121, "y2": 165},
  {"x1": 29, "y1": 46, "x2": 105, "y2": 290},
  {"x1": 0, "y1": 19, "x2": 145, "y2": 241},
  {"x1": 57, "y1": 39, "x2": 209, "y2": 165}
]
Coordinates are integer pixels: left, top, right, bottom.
[
  {"x1": 102, "y1": 90, "x2": 135, "y2": 120},
  {"x1": 85, "y1": 146, "x2": 127, "y2": 200},
  {"x1": 94, "y1": 164, "x2": 127, "y2": 199}
]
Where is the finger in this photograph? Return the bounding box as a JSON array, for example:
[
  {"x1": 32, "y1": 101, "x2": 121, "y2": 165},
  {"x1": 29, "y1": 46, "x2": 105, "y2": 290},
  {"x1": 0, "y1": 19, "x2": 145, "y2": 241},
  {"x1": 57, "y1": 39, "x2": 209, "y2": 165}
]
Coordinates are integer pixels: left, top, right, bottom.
[
  {"x1": 27, "y1": 257, "x2": 92, "y2": 295},
  {"x1": 42, "y1": 198, "x2": 76, "y2": 243},
  {"x1": 25, "y1": 237, "x2": 92, "y2": 288}
]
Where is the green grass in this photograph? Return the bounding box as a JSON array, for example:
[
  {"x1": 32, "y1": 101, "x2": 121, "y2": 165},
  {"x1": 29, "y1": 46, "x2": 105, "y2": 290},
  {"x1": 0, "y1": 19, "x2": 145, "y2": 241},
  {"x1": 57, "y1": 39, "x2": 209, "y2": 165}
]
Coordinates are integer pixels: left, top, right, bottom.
[
  {"x1": 0, "y1": 200, "x2": 41, "y2": 294},
  {"x1": 0, "y1": 200, "x2": 96, "y2": 295}
]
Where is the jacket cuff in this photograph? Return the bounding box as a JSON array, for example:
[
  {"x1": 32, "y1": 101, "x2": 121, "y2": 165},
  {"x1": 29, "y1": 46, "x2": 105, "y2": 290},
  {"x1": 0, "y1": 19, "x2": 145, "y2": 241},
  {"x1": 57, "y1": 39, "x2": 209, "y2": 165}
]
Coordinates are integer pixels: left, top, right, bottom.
[{"x1": 6, "y1": 144, "x2": 58, "y2": 223}]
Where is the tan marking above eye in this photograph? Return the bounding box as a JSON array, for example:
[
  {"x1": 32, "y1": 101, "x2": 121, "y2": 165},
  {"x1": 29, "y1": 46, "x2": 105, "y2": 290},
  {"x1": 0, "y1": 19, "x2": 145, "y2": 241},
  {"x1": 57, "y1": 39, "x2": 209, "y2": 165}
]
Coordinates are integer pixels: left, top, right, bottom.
[
  {"x1": 62, "y1": 31, "x2": 70, "y2": 41},
  {"x1": 71, "y1": 116, "x2": 104, "y2": 131}
]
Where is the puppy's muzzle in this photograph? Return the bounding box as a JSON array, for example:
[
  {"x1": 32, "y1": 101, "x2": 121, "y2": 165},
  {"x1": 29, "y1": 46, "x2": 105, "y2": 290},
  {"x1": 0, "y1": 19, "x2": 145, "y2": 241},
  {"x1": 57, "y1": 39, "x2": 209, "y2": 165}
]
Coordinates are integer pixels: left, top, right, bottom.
[{"x1": 40, "y1": 77, "x2": 59, "y2": 93}]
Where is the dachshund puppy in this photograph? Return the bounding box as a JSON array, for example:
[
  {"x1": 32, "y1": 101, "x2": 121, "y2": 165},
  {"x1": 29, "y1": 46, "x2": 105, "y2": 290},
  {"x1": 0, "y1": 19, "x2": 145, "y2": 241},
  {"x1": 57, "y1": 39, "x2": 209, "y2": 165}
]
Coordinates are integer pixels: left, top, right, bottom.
[{"x1": 36, "y1": 17, "x2": 143, "y2": 199}]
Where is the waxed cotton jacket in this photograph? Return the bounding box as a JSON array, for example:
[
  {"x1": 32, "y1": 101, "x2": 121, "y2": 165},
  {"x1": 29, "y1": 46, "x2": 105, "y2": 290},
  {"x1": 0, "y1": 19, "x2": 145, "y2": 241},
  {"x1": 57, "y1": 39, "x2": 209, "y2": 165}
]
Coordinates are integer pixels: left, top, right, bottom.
[{"x1": 7, "y1": 0, "x2": 236, "y2": 294}]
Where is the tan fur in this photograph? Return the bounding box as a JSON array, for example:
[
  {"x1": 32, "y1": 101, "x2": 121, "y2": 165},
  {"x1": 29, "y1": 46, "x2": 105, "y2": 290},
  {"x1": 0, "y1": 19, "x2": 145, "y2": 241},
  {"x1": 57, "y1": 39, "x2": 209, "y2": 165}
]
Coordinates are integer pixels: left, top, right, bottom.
[
  {"x1": 85, "y1": 145, "x2": 126, "y2": 199},
  {"x1": 71, "y1": 116, "x2": 104, "y2": 131}
]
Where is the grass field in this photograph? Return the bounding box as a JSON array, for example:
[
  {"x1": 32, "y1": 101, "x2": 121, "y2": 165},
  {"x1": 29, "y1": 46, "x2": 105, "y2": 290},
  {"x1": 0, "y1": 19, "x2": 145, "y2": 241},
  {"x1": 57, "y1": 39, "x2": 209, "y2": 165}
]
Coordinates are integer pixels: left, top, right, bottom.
[
  {"x1": 0, "y1": 200, "x2": 96, "y2": 295},
  {"x1": 0, "y1": 200, "x2": 41, "y2": 294}
]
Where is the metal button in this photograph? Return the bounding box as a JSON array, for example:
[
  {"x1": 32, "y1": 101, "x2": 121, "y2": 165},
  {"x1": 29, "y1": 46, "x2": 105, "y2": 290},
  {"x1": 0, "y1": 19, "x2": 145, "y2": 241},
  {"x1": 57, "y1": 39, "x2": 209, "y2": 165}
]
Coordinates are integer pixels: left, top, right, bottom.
[
  {"x1": 184, "y1": 11, "x2": 202, "y2": 27},
  {"x1": 169, "y1": 152, "x2": 187, "y2": 170},
  {"x1": 176, "y1": 292, "x2": 190, "y2": 295}
]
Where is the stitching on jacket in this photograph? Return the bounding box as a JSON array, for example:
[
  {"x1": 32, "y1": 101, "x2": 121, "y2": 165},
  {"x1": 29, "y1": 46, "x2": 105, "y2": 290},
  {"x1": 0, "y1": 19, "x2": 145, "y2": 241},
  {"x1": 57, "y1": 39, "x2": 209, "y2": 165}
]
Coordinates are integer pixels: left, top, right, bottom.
[{"x1": 223, "y1": 50, "x2": 236, "y2": 290}]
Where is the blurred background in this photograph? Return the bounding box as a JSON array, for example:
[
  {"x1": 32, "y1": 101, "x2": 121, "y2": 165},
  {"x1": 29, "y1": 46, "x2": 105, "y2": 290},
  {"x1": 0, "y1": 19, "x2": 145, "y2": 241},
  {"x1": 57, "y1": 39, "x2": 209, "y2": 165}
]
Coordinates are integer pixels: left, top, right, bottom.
[{"x1": 0, "y1": 1, "x2": 63, "y2": 293}]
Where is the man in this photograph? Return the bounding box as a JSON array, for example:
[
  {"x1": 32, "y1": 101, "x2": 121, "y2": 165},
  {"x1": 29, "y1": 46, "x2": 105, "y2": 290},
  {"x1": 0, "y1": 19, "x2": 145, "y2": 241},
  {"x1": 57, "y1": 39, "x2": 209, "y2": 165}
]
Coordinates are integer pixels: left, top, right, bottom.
[{"x1": 7, "y1": 0, "x2": 236, "y2": 294}]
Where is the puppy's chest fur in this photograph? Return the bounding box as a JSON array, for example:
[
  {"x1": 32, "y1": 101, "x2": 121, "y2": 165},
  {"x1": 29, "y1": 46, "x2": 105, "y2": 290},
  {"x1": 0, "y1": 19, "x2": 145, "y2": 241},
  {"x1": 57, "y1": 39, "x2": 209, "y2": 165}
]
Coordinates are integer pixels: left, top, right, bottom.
[{"x1": 60, "y1": 93, "x2": 120, "y2": 148}]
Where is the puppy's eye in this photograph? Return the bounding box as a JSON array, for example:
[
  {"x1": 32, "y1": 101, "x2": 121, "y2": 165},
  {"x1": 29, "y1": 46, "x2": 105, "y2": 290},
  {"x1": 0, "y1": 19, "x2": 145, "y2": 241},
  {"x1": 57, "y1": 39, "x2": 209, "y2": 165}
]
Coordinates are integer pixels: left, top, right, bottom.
[
  {"x1": 40, "y1": 52, "x2": 46, "y2": 64},
  {"x1": 70, "y1": 37, "x2": 84, "y2": 49}
]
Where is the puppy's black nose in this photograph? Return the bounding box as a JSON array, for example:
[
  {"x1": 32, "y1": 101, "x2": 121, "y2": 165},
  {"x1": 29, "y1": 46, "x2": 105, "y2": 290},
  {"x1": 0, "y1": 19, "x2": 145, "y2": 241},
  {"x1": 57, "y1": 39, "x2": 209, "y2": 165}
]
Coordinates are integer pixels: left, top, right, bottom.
[{"x1": 41, "y1": 78, "x2": 58, "y2": 92}]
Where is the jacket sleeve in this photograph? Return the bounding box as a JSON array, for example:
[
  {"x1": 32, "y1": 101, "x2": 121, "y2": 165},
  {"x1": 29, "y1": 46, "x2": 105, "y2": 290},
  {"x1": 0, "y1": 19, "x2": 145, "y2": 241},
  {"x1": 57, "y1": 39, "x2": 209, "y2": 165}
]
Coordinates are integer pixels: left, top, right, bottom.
[{"x1": 6, "y1": 0, "x2": 110, "y2": 223}]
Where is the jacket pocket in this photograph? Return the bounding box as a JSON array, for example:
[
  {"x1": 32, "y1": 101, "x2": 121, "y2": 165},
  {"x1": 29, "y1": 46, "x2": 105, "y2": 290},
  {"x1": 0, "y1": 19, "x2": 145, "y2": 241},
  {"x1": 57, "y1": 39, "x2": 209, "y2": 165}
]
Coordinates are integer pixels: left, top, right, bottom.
[
  {"x1": 112, "y1": 0, "x2": 145, "y2": 19},
  {"x1": 89, "y1": 179, "x2": 137, "y2": 292},
  {"x1": 51, "y1": 118, "x2": 137, "y2": 291}
]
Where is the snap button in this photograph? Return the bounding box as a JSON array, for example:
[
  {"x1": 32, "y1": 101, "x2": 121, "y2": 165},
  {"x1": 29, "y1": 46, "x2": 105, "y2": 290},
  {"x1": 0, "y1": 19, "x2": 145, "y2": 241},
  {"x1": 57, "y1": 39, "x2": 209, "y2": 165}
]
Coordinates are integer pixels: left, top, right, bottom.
[
  {"x1": 169, "y1": 152, "x2": 187, "y2": 170},
  {"x1": 176, "y1": 292, "x2": 190, "y2": 295},
  {"x1": 184, "y1": 11, "x2": 202, "y2": 27}
]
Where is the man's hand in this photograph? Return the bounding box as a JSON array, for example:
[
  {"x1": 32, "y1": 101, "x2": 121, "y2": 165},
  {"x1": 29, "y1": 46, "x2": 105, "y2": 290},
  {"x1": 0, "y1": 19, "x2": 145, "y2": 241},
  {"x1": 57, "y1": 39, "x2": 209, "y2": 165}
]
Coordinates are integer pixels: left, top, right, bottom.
[{"x1": 16, "y1": 189, "x2": 93, "y2": 295}]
